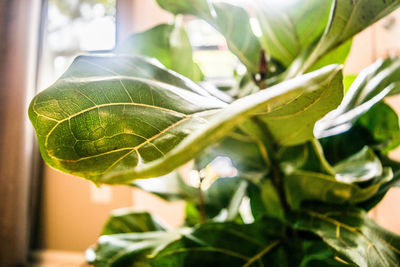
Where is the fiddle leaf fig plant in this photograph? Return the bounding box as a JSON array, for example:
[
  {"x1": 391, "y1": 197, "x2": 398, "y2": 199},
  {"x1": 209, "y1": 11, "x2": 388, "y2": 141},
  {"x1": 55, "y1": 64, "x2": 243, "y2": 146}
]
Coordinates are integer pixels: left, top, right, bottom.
[{"x1": 29, "y1": 0, "x2": 400, "y2": 266}]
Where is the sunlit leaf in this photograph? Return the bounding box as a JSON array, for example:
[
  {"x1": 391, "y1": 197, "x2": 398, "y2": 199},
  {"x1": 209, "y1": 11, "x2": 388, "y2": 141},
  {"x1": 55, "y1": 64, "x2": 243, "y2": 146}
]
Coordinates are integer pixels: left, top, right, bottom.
[
  {"x1": 257, "y1": 68, "x2": 343, "y2": 146},
  {"x1": 156, "y1": 0, "x2": 261, "y2": 73},
  {"x1": 116, "y1": 23, "x2": 203, "y2": 82},
  {"x1": 253, "y1": 0, "x2": 332, "y2": 66},
  {"x1": 301, "y1": 0, "x2": 400, "y2": 72},
  {"x1": 29, "y1": 54, "x2": 342, "y2": 184}
]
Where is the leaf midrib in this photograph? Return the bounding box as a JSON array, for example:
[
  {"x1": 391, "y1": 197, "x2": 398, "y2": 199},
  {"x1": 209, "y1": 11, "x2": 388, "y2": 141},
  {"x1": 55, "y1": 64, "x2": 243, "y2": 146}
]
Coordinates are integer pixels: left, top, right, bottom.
[{"x1": 306, "y1": 210, "x2": 392, "y2": 266}]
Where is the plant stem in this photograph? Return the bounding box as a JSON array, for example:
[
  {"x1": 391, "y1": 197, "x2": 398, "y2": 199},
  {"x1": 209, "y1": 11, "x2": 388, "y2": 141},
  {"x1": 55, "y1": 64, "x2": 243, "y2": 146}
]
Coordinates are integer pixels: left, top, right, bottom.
[
  {"x1": 250, "y1": 117, "x2": 290, "y2": 213},
  {"x1": 198, "y1": 177, "x2": 207, "y2": 224}
]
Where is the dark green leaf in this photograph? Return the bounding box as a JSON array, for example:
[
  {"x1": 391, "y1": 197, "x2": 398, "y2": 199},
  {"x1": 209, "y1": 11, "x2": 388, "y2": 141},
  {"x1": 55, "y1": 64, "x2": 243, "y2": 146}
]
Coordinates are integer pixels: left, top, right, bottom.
[
  {"x1": 359, "y1": 160, "x2": 400, "y2": 210},
  {"x1": 151, "y1": 220, "x2": 289, "y2": 267},
  {"x1": 133, "y1": 172, "x2": 198, "y2": 202},
  {"x1": 116, "y1": 23, "x2": 203, "y2": 82},
  {"x1": 101, "y1": 209, "x2": 165, "y2": 235},
  {"x1": 278, "y1": 140, "x2": 335, "y2": 176},
  {"x1": 284, "y1": 167, "x2": 392, "y2": 209},
  {"x1": 299, "y1": 241, "x2": 350, "y2": 267},
  {"x1": 290, "y1": 206, "x2": 400, "y2": 267}
]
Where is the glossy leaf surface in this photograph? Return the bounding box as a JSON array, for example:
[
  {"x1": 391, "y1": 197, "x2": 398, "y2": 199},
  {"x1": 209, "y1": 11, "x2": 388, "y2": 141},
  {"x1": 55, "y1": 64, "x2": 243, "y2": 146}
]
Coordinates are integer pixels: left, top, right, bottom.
[
  {"x1": 316, "y1": 58, "x2": 400, "y2": 139},
  {"x1": 87, "y1": 211, "x2": 174, "y2": 267},
  {"x1": 29, "y1": 54, "x2": 342, "y2": 183},
  {"x1": 151, "y1": 220, "x2": 288, "y2": 267},
  {"x1": 284, "y1": 165, "x2": 392, "y2": 209},
  {"x1": 291, "y1": 206, "x2": 400, "y2": 267}
]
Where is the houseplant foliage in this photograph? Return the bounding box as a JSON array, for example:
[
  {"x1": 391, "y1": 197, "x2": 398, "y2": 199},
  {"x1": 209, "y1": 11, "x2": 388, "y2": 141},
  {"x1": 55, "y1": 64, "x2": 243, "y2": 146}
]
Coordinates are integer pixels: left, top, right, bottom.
[{"x1": 28, "y1": 0, "x2": 400, "y2": 266}]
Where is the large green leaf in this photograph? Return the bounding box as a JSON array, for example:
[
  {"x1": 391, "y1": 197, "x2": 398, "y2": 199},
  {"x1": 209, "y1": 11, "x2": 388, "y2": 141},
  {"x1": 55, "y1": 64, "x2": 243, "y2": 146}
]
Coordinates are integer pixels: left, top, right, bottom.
[
  {"x1": 333, "y1": 146, "x2": 383, "y2": 184},
  {"x1": 87, "y1": 211, "x2": 174, "y2": 267},
  {"x1": 316, "y1": 58, "x2": 400, "y2": 139},
  {"x1": 253, "y1": 0, "x2": 332, "y2": 67},
  {"x1": 302, "y1": 0, "x2": 400, "y2": 72},
  {"x1": 150, "y1": 220, "x2": 292, "y2": 267},
  {"x1": 156, "y1": 0, "x2": 261, "y2": 73},
  {"x1": 116, "y1": 23, "x2": 203, "y2": 82},
  {"x1": 29, "y1": 54, "x2": 342, "y2": 184},
  {"x1": 100, "y1": 209, "x2": 165, "y2": 235},
  {"x1": 290, "y1": 206, "x2": 400, "y2": 267},
  {"x1": 135, "y1": 174, "x2": 248, "y2": 224},
  {"x1": 87, "y1": 231, "x2": 182, "y2": 267},
  {"x1": 317, "y1": 58, "x2": 400, "y2": 166},
  {"x1": 257, "y1": 67, "x2": 343, "y2": 146},
  {"x1": 284, "y1": 148, "x2": 393, "y2": 209}
]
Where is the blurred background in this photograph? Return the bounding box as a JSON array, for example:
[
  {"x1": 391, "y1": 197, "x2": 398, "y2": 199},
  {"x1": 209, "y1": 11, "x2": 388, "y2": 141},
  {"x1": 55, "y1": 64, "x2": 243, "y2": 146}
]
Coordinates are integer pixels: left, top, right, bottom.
[{"x1": 1, "y1": 0, "x2": 400, "y2": 266}]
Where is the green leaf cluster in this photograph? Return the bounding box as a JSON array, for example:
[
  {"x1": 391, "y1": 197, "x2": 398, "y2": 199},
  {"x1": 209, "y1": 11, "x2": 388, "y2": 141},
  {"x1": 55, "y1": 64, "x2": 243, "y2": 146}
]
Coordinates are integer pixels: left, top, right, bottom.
[{"x1": 29, "y1": 0, "x2": 400, "y2": 266}]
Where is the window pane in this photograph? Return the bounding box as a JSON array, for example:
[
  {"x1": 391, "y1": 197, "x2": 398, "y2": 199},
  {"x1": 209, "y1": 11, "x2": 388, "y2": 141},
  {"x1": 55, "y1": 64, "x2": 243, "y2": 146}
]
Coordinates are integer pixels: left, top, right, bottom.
[{"x1": 39, "y1": 0, "x2": 116, "y2": 89}]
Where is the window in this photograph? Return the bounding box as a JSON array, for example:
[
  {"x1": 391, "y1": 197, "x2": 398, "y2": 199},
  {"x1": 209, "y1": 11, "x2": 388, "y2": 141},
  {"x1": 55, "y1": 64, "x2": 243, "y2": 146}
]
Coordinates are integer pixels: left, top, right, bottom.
[{"x1": 38, "y1": 0, "x2": 116, "y2": 89}]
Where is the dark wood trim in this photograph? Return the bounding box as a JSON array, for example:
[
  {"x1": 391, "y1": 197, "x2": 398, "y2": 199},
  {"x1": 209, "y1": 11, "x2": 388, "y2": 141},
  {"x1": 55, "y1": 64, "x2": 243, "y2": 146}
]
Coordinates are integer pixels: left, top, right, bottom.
[{"x1": 0, "y1": 0, "x2": 42, "y2": 266}]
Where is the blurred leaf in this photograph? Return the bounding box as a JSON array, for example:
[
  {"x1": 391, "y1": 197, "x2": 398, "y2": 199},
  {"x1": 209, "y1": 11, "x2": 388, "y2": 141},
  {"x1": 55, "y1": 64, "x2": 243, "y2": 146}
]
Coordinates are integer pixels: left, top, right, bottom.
[
  {"x1": 333, "y1": 146, "x2": 383, "y2": 184},
  {"x1": 87, "y1": 231, "x2": 181, "y2": 267},
  {"x1": 254, "y1": 0, "x2": 332, "y2": 66},
  {"x1": 278, "y1": 140, "x2": 335, "y2": 176},
  {"x1": 284, "y1": 167, "x2": 392, "y2": 209},
  {"x1": 358, "y1": 157, "x2": 400, "y2": 210},
  {"x1": 133, "y1": 172, "x2": 198, "y2": 202},
  {"x1": 302, "y1": 0, "x2": 400, "y2": 72},
  {"x1": 343, "y1": 75, "x2": 357, "y2": 93},
  {"x1": 306, "y1": 40, "x2": 352, "y2": 73},
  {"x1": 259, "y1": 179, "x2": 284, "y2": 220},
  {"x1": 290, "y1": 206, "x2": 400, "y2": 267},
  {"x1": 117, "y1": 23, "x2": 203, "y2": 81},
  {"x1": 150, "y1": 220, "x2": 291, "y2": 267},
  {"x1": 299, "y1": 241, "x2": 349, "y2": 267},
  {"x1": 196, "y1": 129, "x2": 268, "y2": 180},
  {"x1": 101, "y1": 209, "x2": 165, "y2": 235},
  {"x1": 156, "y1": 0, "x2": 261, "y2": 73},
  {"x1": 257, "y1": 68, "x2": 343, "y2": 145},
  {"x1": 316, "y1": 58, "x2": 400, "y2": 139},
  {"x1": 87, "y1": 211, "x2": 177, "y2": 267}
]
